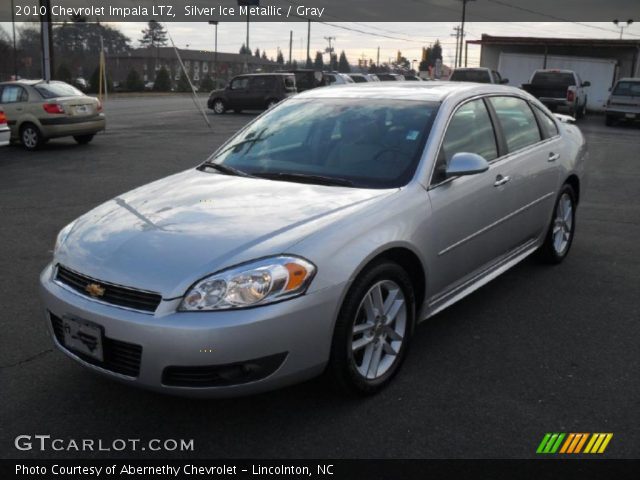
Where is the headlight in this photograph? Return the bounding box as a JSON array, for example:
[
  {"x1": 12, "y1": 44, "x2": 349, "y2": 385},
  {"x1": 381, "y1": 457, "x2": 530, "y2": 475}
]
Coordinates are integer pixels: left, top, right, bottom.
[{"x1": 179, "y1": 256, "x2": 316, "y2": 311}]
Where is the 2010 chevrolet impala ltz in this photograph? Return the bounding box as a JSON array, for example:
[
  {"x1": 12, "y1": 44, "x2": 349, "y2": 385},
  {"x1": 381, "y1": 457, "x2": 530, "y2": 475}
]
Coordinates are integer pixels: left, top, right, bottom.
[{"x1": 40, "y1": 82, "x2": 587, "y2": 397}]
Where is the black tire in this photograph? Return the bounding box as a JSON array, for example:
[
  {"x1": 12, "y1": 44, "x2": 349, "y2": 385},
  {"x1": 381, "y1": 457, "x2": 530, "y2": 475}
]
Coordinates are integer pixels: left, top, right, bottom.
[
  {"x1": 211, "y1": 99, "x2": 226, "y2": 114},
  {"x1": 605, "y1": 115, "x2": 614, "y2": 127},
  {"x1": 20, "y1": 123, "x2": 43, "y2": 151},
  {"x1": 74, "y1": 134, "x2": 94, "y2": 145},
  {"x1": 537, "y1": 184, "x2": 577, "y2": 264},
  {"x1": 328, "y1": 260, "x2": 415, "y2": 395},
  {"x1": 233, "y1": 109, "x2": 243, "y2": 114},
  {"x1": 576, "y1": 99, "x2": 587, "y2": 119}
]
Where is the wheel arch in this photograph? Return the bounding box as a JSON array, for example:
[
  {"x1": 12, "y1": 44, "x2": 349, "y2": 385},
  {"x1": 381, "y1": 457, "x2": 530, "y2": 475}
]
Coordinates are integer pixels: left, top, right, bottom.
[{"x1": 565, "y1": 174, "x2": 580, "y2": 204}]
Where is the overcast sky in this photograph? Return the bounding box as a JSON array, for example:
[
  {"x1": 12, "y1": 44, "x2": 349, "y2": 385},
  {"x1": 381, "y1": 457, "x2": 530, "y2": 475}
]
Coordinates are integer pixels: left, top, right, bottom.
[
  {"x1": 2, "y1": 21, "x2": 640, "y2": 67},
  {"x1": 112, "y1": 21, "x2": 640, "y2": 67}
]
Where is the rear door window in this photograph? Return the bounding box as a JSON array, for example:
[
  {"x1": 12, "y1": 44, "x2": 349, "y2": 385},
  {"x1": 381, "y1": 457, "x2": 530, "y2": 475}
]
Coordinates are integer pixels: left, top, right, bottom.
[
  {"x1": 532, "y1": 105, "x2": 559, "y2": 138},
  {"x1": 531, "y1": 72, "x2": 576, "y2": 87},
  {"x1": 230, "y1": 77, "x2": 249, "y2": 90},
  {"x1": 432, "y1": 98, "x2": 497, "y2": 184},
  {"x1": 489, "y1": 96, "x2": 542, "y2": 152},
  {"x1": 450, "y1": 70, "x2": 491, "y2": 83},
  {"x1": 1, "y1": 85, "x2": 27, "y2": 103},
  {"x1": 613, "y1": 81, "x2": 640, "y2": 96}
]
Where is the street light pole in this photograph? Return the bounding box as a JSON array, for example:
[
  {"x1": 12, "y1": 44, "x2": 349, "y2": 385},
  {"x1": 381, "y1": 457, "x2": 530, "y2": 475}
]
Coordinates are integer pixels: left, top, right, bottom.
[
  {"x1": 10, "y1": 0, "x2": 18, "y2": 78},
  {"x1": 613, "y1": 19, "x2": 634, "y2": 39},
  {"x1": 208, "y1": 21, "x2": 218, "y2": 83}
]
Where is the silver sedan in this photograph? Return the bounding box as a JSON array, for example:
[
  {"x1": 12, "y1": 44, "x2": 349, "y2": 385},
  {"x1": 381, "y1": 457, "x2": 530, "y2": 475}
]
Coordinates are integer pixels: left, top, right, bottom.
[{"x1": 40, "y1": 82, "x2": 587, "y2": 397}]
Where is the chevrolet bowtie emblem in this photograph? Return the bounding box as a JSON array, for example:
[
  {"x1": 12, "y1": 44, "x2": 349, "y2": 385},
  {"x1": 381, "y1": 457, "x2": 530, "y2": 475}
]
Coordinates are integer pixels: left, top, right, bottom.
[{"x1": 85, "y1": 283, "x2": 105, "y2": 298}]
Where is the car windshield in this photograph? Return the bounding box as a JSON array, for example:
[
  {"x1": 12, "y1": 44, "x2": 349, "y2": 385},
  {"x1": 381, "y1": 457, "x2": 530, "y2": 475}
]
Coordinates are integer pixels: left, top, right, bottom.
[
  {"x1": 204, "y1": 98, "x2": 439, "y2": 189},
  {"x1": 35, "y1": 82, "x2": 83, "y2": 99},
  {"x1": 613, "y1": 81, "x2": 640, "y2": 96},
  {"x1": 450, "y1": 70, "x2": 491, "y2": 83},
  {"x1": 531, "y1": 72, "x2": 575, "y2": 87}
]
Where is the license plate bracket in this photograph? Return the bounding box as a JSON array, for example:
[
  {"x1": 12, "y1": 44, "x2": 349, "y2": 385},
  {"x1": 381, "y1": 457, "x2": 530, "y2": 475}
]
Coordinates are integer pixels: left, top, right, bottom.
[{"x1": 62, "y1": 316, "x2": 104, "y2": 362}]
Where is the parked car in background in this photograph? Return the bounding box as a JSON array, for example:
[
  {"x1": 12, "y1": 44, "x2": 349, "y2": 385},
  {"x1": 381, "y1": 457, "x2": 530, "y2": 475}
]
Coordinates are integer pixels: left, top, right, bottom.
[
  {"x1": 73, "y1": 77, "x2": 88, "y2": 92},
  {"x1": 604, "y1": 77, "x2": 640, "y2": 126},
  {"x1": 276, "y1": 69, "x2": 326, "y2": 92},
  {"x1": 41, "y1": 82, "x2": 586, "y2": 397},
  {"x1": 449, "y1": 68, "x2": 508, "y2": 84},
  {"x1": 522, "y1": 69, "x2": 590, "y2": 118},
  {"x1": 208, "y1": 73, "x2": 297, "y2": 114},
  {"x1": 0, "y1": 107, "x2": 10, "y2": 147},
  {"x1": 324, "y1": 72, "x2": 355, "y2": 85},
  {"x1": 0, "y1": 80, "x2": 105, "y2": 151},
  {"x1": 376, "y1": 73, "x2": 405, "y2": 81},
  {"x1": 348, "y1": 73, "x2": 380, "y2": 83},
  {"x1": 403, "y1": 75, "x2": 423, "y2": 81}
]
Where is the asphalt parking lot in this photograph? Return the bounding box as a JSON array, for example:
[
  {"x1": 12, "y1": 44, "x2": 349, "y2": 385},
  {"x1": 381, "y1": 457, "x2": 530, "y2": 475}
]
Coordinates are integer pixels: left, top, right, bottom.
[{"x1": 1, "y1": 95, "x2": 639, "y2": 459}]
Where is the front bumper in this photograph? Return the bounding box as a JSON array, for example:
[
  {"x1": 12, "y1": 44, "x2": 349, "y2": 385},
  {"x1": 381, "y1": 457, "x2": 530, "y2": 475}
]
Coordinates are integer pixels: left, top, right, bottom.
[{"x1": 39, "y1": 263, "x2": 343, "y2": 397}]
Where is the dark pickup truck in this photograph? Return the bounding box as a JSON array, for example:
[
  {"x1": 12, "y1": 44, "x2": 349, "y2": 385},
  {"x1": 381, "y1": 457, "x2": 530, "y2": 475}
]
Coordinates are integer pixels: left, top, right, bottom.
[{"x1": 522, "y1": 69, "x2": 590, "y2": 119}]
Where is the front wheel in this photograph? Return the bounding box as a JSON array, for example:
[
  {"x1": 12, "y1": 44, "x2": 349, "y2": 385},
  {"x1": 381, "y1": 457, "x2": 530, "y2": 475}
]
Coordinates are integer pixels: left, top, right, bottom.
[
  {"x1": 74, "y1": 134, "x2": 94, "y2": 145},
  {"x1": 537, "y1": 184, "x2": 577, "y2": 264},
  {"x1": 328, "y1": 261, "x2": 415, "y2": 395}
]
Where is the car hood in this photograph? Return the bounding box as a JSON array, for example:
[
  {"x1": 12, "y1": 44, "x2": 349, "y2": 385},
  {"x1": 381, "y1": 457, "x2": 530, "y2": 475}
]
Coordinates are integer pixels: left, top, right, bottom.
[{"x1": 56, "y1": 169, "x2": 393, "y2": 298}]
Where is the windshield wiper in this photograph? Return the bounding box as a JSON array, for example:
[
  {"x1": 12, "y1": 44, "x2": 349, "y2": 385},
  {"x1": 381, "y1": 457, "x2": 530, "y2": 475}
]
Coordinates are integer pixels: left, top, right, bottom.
[
  {"x1": 199, "y1": 162, "x2": 255, "y2": 178},
  {"x1": 254, "y1": 172, "x2": 354, "y2": 187}
]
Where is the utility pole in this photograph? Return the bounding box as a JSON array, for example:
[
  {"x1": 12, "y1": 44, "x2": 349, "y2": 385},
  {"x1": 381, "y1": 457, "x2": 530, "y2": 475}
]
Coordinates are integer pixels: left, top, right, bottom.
[
  {"x1": 451, "y1": 26, "x2": 461, "y2": 69},
  {"x1": 39, "y1": 0, "x2": 54, "y2": 81},
  {"x1": 324, "y1": 36, "x2": 335, "y2": 69},
  {"x1": 289, "y1": 30, "x2": 293, "y2": 66},
  {"x1": 10, "y1": 0, "x2": 18, "y2": 78},
  {"x1": 377, "y1": 46, "x2": 380, "y2": 67},
  {"x1": 458, "y1": 0, "x2": 476, "y2": 67}
]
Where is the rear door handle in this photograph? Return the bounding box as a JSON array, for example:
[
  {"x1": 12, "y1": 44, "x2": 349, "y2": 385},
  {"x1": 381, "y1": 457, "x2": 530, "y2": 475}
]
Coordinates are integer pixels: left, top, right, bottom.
[
  {"x1": 548, "y1": 152, "x2": 560, "y2": 162},
  {"x1": 494, "y1": 175, "x2": 510, "y2": 187}
]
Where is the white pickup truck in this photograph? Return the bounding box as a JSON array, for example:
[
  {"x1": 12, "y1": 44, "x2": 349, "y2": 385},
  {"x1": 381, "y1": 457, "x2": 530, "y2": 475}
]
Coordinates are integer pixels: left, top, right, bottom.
[{"x1": 522, "y1": 69, "x2": 590, "y2": 119}]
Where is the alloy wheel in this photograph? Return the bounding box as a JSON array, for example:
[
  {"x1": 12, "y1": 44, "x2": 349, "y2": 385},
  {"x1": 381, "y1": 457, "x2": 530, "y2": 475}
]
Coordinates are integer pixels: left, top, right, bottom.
[
  {"x1": 22, "y1": 127, "x2": 38, "y2": 149},
  {"x1": 350, "y1": 280, "x2": 407, "y2": 380},
  {"x1": 213, "y1": 101, "x2": 225, "y2": 114},
  {"x1": 552, "y1": 192, "x2": 573, "y2": 255}
]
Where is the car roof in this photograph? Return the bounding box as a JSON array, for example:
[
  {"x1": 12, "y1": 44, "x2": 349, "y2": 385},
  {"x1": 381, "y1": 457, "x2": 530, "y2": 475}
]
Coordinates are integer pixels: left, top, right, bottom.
[
  {"x1": 0, "y1": 79, "x2": 43, "y2": 86},
  {"x1": 236, "y1": 73, "x2": 293, "y2": 77},
  {"x1": 295, "y1": 81, "x2": 520, "y2": 102},
  {"x1": 617, "y1": 77, "x2": 640, "y2": 82},
  {"x1": 453, "y1": 68, "x2": 490, "y2": 71}
]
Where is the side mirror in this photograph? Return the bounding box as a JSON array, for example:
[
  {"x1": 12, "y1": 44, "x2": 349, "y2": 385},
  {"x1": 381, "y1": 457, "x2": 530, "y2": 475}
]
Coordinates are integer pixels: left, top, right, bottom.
[
  {"x1": 500, "y1": 78, "x2": 509, "y2": 84},
  {"x1": 446, "y1": 152, "x2": 490, "y2": 178},
  {"x1": 582, "y1": 81, "x2": 591, "y2": 87}
]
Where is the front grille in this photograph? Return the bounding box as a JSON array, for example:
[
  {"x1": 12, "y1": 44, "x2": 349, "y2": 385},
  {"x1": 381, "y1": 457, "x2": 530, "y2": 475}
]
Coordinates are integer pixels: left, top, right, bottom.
[
  {"x1": 55, "y1": 265, "x2": 162, "y2": 313},
  {"x1": 162, "y1": 353, "x2": 287, "y2": 388},
  {"x1": 50, "y1": 313, "x2": 143, "y2": 377}
]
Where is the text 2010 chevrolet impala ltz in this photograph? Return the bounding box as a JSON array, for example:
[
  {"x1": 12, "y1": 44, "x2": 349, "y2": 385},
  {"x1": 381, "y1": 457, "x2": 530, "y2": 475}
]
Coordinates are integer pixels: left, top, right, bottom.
[{"x1": 40, "y1": 82, "x2": 587, "y2": 397}]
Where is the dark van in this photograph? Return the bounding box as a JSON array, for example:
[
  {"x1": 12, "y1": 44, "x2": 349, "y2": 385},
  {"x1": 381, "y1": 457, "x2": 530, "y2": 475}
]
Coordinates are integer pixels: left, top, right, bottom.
[{"x1": 207, "y1": 73, "x2": 297, "y2": 114}]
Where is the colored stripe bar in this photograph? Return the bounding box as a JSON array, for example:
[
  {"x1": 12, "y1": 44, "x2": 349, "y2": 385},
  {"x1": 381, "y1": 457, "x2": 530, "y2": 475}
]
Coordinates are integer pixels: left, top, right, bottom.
[
  {"x1": 574, "y1": 433, "x2": 589, "y2": 453},
  {"x1": 560, "y1": 434, "x2": 575, "y2": 454},
  {"x1": 549, "y1": 433, "x2": 565, "y2": 453},
  {"x1": 543, "y1": 434, "x2": 560, "y2": 453},
  {"x1": 537, "y1": 433, "x2": 552, "y2": 454},
  {"x1": 597, "y1": 434, "x2": 613, "y2": 453},
  {"x1": 584, "y1": 433, "x2": 598, "y2": 453}
]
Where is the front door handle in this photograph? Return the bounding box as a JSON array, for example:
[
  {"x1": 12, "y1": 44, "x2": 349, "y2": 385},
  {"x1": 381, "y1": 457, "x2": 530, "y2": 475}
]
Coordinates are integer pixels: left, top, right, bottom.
[
  {"x1": 494, "y1": 175, "x2": 510, "y2": 187},
  {"x1": 548, "y1": 152, "x2": 560, "y2": 162}
]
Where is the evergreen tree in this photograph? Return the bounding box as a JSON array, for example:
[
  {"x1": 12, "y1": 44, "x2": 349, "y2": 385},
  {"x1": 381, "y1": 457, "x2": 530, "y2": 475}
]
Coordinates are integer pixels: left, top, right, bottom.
[
  {"x1": 239, "y1": 43, "x2": 250, "y2": 55},
  {"x1": 337, "y1": 51, "x2": 351, "y2": 73},
  {"x1": 292, "y1": 59, "x2": 299, "y2": 69},
  {"x1": 254, "y1": 48, "x2": 260, "y2": 58},
  {"x1": 153, "y1": 67, "x2": 171, "y2": 91},
  {"x1": 313, "y1": 51, "x2": 324, "y2": 70},
  {"x1": 125, "y1": 68, "x2": 144, "y2": 91},
  {"x1": 330, "y1": 53, "x2": 338, "y2": 71},
  {"x1": 261, "y1": 51, "x2": 268, "y2": 60},
  {"x1": 88, "y1": 65, "x2": 112, "y2": 93},
  {"x1": 306, "y1": 57, "x2": 313, "y2": 68},
  {"x1": 176, "y1": 72, "x2": 191, "y2": 92},
  {"x1": 276, "y1": 50, "x2": 285, "y2": 65},
  {"x1": 430, "y1": 40, "x2": 443, "y2": 67},
  {"x1": 139, "y1": 20, "x2": 168, "y2": 49},
  {"x1": 55, "y1": 63, "x2": 72, "y2": 83}
]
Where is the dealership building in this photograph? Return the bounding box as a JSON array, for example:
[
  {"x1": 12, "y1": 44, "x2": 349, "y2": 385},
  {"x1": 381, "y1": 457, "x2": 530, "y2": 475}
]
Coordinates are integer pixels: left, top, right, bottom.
[
  {"x1": 108, "y1": 47, "x2": 280, "y2": 88},
  {"x1": 469, "y1": 35, "x2": 640, "y2": 111}
]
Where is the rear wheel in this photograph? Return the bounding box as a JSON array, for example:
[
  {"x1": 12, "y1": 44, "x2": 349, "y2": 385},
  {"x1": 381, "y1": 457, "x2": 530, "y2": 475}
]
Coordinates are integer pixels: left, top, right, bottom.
[
  {"x1": 74, "y1": 134, "x2": 94, "y2": 145},
  {"x1": 20, "y1": 124, "x2": 42, "y2": 151},
  {"x1": 233, "y1": 109, "x2": 243, "y2": 114},
  {"x1": 328, "y1": 261, "x2": 415, "y2": 395},
  {"x1": 576, "y1": 100, "x2": 587, "y2": 119},
  {"x1": 537, "y1": 184, "x2": 577, "y2": 264},
  {"x1": 605, "y1": 115, "x2": 614, "y2": 127},
  {"x1": 212, "y1": 99, "x2": 226, "y2": 114}
]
